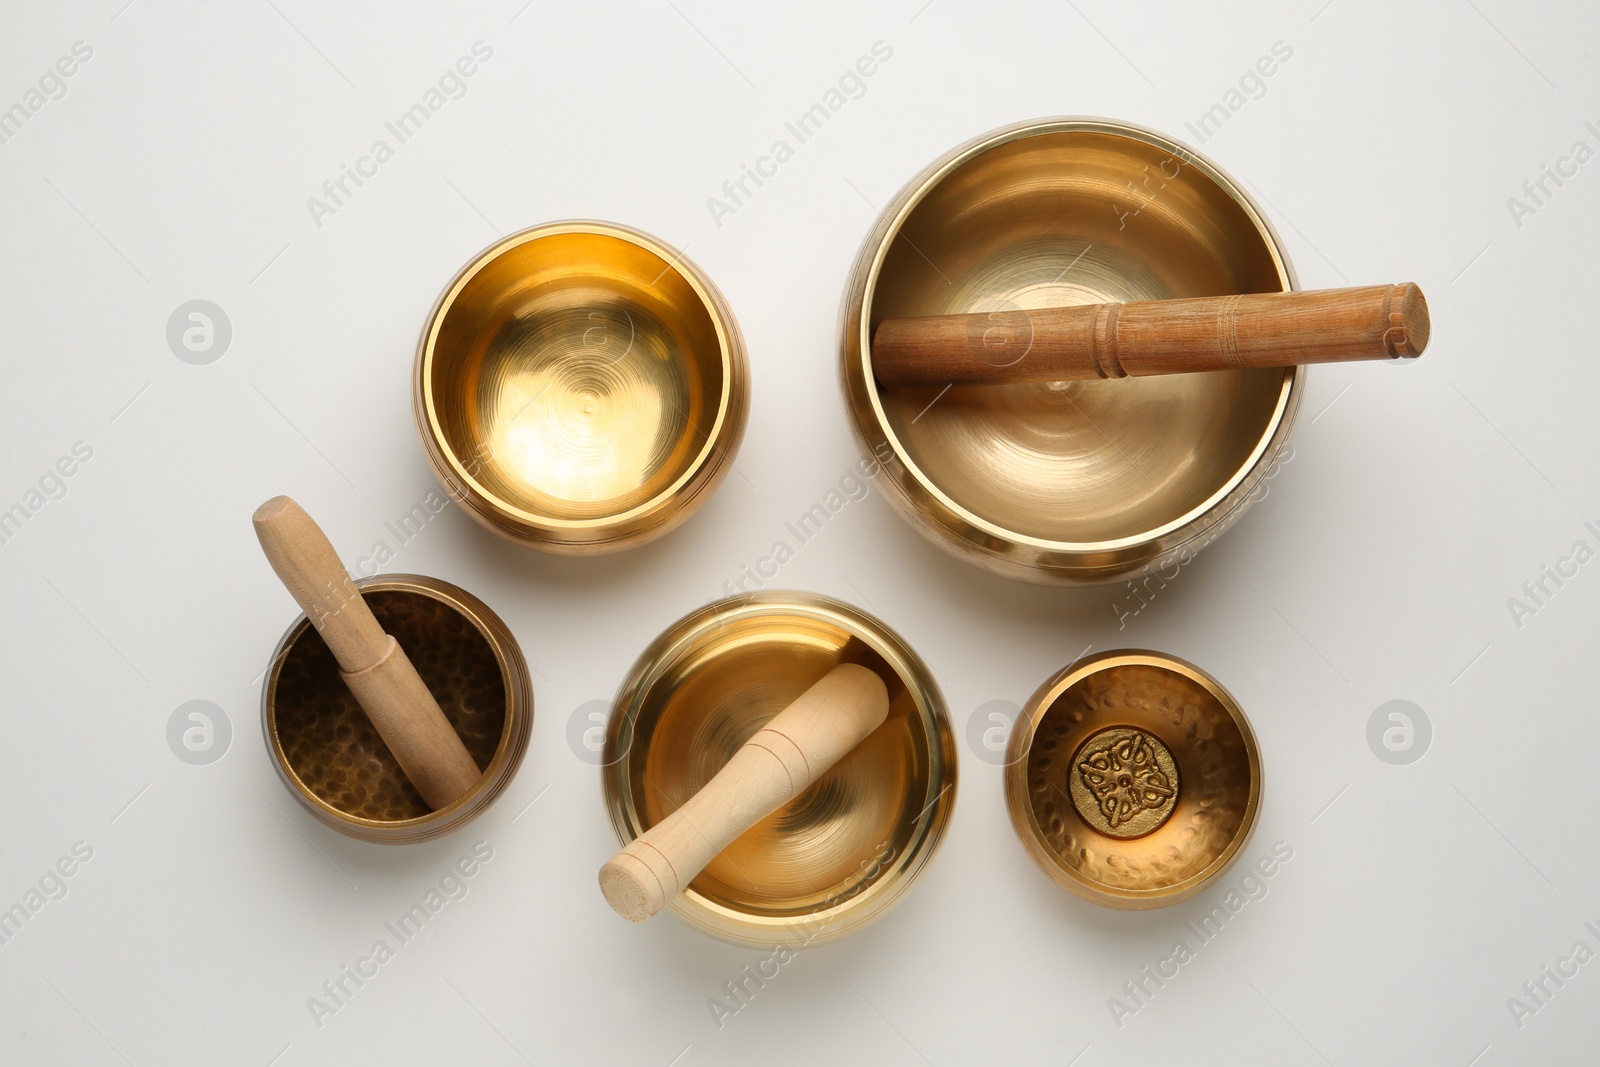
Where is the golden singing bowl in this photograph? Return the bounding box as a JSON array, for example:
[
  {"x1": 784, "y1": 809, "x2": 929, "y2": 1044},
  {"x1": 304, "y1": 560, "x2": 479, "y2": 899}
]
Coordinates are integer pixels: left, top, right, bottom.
[
  {"x1": 1004, "y1": 651, "x2": 1260, "y2": 907},
  {"x1": 416, "y1": 221, "x2": 749, "y2": 553},
  {"x1": 840, "y1": 118, "x2": 1302, "y2": 585},
  {"x1": 603, "y1": 592, "x2": 957, "y2": 947},
  {"x1": 262, "y1": 575, "x2": 533, "y2": 844}
]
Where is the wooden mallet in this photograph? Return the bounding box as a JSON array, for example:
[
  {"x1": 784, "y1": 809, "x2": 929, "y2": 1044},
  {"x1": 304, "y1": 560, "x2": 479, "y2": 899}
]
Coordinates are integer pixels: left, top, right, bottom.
[
  {"x1": 253, "y1": 496, "x2": 481, "y2": 811},
  {"x1": 599, "y1": 662, "x2": 891, "y2": 923},
  {"x1": 870, "y1": 282, "x2": 1430, "y2": 388}
]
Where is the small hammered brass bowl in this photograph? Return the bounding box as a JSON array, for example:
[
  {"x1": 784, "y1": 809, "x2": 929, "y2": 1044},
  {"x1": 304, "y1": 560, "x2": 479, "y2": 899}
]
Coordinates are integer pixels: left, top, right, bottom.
[
  {"x1": 603, "y1": 592, "x2": 957, "y2": 947},
  {"x1": 1005, "y1": 651, "x2": 1260, "y2": 908},
  {"x1": 840, "y1": 118, "x2": 1303, "y2": 585},
  {"x1": 262, "y1": 575, "x2": 532, "y2": 844},
  {"x1": 415, "y1": 221, "x2": 749, "y2": 553}
]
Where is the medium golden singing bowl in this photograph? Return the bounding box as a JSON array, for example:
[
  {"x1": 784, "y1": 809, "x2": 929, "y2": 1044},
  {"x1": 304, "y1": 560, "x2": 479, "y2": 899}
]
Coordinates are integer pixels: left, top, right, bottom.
[
  {"x1": 603, "y1": 592, "x2": 957, "y2": 947},
  {"x1": 840, "y1": 118, "x2": 1303, "y2": 585},
  {"x1": 1004, "y1": 651, "x2": 1260, "y2": 908},
  {"x1": 415, "y1": 221, "x2": 749, "y2": 553},
  {"x1": 262, "y1": 575, "x2": 533, "y2": 844}
]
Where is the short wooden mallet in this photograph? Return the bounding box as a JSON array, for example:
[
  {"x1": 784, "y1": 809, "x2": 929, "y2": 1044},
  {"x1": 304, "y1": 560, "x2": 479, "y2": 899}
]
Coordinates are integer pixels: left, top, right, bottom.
[
  {"x1": 599, "y1": 662, "x2": 890, "y2": 923},
  {"x1": 253, "y1": 496, "x2": 481, "y2": 811},
  {"x1": 870, "y1": 282, "x2": 1430, "y2": 388}
]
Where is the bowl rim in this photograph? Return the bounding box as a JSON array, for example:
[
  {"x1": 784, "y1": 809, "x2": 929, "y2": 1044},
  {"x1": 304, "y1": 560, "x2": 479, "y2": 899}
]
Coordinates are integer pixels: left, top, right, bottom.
[
  {"x1": 416, "y1": 219, "x2": 742, "y2": 537},
  {"x1": 1004, "y1": 648, "x2": 1262, "y2": 907},
  {"x1": 261, "y1": 573, "x2": 532, "y2": 838},
  {"x1": 850, "y1": 116, "x2": 1301, "y2": 555},
  {"x1": 602, "y1": 590, "x2": 958, "y2": 946}
]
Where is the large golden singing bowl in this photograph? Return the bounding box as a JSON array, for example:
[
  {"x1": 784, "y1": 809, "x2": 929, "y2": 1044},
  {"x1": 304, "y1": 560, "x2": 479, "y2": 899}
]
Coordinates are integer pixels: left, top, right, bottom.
[
  {"x1": 840, "y1": 118, "x2": 1302, "y2": 585},
  {"x1": 1004, "y1": 651, "x2": 1260, "y2": 907},
  {"x1": 416, "y1": 221, "x2": 749, "y2": 553},
  {"x1": 262, "y1": 575, "x2": 533, "y2": 844},
  {"x1": 603, "y1": 592, "x2": 957, "y2": 947}
]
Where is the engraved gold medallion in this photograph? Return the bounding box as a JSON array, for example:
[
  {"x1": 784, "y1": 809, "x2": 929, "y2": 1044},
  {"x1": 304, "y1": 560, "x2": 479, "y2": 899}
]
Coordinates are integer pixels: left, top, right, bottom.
[{"x1": 1068, "y1": 726, "x2": 1179, "y2": 838}]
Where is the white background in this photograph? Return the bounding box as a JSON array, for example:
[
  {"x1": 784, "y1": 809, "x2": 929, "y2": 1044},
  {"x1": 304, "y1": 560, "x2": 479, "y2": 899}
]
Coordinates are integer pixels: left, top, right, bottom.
[{"x1": 1, "y1": 1, "x2": 1596, "y2": 1064}]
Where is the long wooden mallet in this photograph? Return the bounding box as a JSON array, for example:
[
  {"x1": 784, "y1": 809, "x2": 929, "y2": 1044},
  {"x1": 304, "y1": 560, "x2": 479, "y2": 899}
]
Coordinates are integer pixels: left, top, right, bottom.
[
  {"x1": 599, "y1": 662, "x2": 890, "y2": 923},
  {"x1": 871, "y1": 282, "x2": 1430, "y2": 388},
  {"x1": 253, "y1": 496, "x2": 481, "y2": 811}
]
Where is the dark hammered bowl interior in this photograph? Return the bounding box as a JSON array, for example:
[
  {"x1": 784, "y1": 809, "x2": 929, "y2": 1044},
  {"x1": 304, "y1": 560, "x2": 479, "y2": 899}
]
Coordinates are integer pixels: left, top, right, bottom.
[{"x1": 272, "y1": 590, "x2": 505, "y2": 821}]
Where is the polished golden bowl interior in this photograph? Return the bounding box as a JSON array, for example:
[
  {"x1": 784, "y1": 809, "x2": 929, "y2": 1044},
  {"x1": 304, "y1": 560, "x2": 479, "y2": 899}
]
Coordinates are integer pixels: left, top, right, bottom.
[
  {"x1": 427, "y1": 228, "x2": 727, "y2": 524},
  {"x1": 1009, "y1": 653, "x2": 1259, "y2": 906},
  {"x1": 872, "y1": 126, "x2": 1293, "y2": 545},
  {"x1": 269, "y1": 588, "x2": 508, "y2": 823},
  {"x1": 606, "y1": 595, "x2": 955, "y2": 942}
]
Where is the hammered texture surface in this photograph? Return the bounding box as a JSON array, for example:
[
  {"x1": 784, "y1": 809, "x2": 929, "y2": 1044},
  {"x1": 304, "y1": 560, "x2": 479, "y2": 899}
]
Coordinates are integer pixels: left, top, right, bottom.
[
  {"x1": 272, "y1": 590, "x2": 506, "y2": 821},
  {"x1": 1026, "y1": 664, "x2": 1252, "y2": 893}
]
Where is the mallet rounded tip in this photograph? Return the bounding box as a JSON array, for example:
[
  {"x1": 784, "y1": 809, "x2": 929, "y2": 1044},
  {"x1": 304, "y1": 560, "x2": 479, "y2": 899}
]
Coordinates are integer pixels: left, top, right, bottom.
[
  {"x1": 600, "y1": 859, "x2": 661, "y2": 923},
  {"x1": 252, "y1": 494, "x2": 298, "y2": 527},
  {"x1": 1394, "y1": 282, "x2": 1430, "y2": 356},
  {"x1": 830, "y1": 662, "x2": 890, "y2": 720}
]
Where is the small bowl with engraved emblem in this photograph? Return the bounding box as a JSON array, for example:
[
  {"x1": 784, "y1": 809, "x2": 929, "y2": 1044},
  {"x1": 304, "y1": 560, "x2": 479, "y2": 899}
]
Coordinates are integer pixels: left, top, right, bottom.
[
  {"x1": 262, "y1": 574, "x2": 533, "y2": 844},
  {"x1": 1004, "y1": 650, "x2": 1260, "y2": 907},
  {"x1": 414, "y1": 220, "x2": 749, "y2": 554}
]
